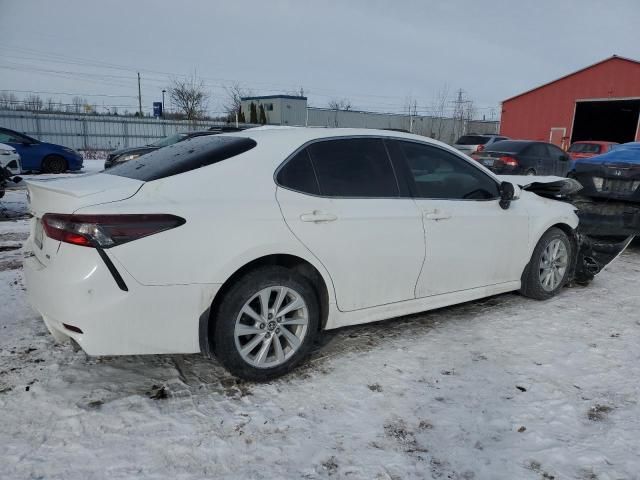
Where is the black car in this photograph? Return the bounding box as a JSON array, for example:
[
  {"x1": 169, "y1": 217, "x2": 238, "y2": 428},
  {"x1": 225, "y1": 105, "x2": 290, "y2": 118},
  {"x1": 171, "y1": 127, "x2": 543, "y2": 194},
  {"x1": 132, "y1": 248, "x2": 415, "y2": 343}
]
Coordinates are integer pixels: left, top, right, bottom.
[
  {"x1": 104, "y1": 126, "x2": 248, "y2": 169},
  {"x1": 475, "y1": 140, "x2": 571, "y2": 176}
]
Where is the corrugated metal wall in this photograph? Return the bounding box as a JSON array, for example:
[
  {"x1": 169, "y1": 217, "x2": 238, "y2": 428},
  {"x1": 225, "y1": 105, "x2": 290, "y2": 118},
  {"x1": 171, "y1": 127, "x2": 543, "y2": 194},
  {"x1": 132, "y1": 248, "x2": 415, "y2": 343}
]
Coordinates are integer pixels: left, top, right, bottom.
[
  {"x1": 0, "y1": 108, "x2": 499, "y2": 150},
  {"x1": 306, "y1": 108, "x2": 498, "y2": 144},
  {"x1": 0, "y1": 110, "x2": 225, "y2": 150}
]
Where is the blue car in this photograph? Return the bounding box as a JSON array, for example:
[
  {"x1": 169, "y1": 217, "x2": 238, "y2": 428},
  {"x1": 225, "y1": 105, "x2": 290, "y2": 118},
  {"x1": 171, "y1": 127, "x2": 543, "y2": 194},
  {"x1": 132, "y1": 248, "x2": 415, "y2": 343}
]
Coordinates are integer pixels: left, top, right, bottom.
[
  {"x1": 572, "y1": 141, "x2": 640, "y2": 202},
  {"x1": 0, "y1": 127, "x2": 83, "y2": 174}
]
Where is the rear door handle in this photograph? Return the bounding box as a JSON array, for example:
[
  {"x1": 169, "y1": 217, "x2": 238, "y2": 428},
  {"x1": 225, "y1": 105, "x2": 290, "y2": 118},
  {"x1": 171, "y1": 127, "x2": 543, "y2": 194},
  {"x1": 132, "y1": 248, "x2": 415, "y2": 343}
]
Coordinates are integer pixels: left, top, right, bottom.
[
  {"x1": 300, "y1": 211, "x2": 338, "y2": 223},
  {"x1": 424, "y1": 210, "x2": 451, "y2": 221}
]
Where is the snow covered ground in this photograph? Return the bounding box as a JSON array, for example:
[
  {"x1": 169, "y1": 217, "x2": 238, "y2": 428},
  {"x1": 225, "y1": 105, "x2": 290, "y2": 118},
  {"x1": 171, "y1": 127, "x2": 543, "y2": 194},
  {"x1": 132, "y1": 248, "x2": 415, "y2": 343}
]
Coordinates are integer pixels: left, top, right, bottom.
[{"x1": 1, "y1": 182, "x2": 639, "y2": 479}]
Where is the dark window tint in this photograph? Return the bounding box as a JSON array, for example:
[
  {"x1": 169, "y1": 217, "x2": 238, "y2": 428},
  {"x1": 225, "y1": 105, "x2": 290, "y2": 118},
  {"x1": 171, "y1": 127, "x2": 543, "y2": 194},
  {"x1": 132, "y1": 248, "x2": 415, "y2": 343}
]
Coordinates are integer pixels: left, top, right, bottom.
[
  {"x1": 568, "y1": 143, "x2": 601, "y2": 153},
  {"x1": 308, "y1": 138, "x2": 398, "y2": 197},
  {"x1": 526, "y1": 144, "x2": 549, "y2": 157},
  {"x1": 455, "y1": 135, "x2": 492, "y2": 145},
  {"x1": 0, "y1": 129, "x2": 27, "y2": 143},
  {"x1": 484, "y1": 140, "x2": 528, "y2": 153},
  {"x1": 105, "y1": 135, "x2": 257, "y2": 181},
  {"x1": 397, "y1": 141, "x2": 499, "y2": 200},
  {"x1": 277, "y1": 148, "x2": 320, "y2": 195}
]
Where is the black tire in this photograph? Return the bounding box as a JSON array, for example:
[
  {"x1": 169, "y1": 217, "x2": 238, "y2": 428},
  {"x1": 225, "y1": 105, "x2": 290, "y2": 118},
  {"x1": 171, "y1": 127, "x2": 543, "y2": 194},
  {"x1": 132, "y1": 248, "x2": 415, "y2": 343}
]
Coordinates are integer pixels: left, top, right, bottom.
[
  {"x1": 520, "y1": 227, "x2": 573, "y2": 300},
  {"x1": 213, "y1": 266, "x2": 319, "y2": 381},
  {"x1": 42, "y1": 155, "x2": 67, "y2": 174}
]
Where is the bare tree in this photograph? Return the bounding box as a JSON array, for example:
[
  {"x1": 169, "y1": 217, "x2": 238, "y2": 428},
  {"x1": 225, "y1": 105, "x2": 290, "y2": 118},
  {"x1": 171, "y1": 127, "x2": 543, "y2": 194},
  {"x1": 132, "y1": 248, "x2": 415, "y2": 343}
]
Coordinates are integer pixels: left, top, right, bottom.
[
  {"x1": 45, "y1": 97, "x2": 56, "y2": 112},
  {"x1": 0, "y1": 92, "x2": 17, "y2": 110},
  {"x1": 429, "y1": 84, "x2": 450, "y2": 141},
  {"x1": 168, "y1": 74, "x2": 210, "y2": 121},
  {"x1": 24, "y1": 94, "x2": 44, "y2": 111},
  {"x1": 223, "y1": 82, "x2": 252, "y2": 121},
  {"x1": 72, "y1": 96, "x2": 87, "y2": 114},
  {"x1": 327, "y1": 98, "x2": 352, "y2": 111}
]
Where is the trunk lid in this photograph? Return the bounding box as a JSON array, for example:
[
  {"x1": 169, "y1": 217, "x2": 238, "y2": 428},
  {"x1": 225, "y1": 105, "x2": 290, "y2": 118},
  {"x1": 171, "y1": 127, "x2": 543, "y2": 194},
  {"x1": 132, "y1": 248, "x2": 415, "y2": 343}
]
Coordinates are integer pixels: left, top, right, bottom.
[{"x1": 26, "y1": 173, "x2": 144, "y2": 266}]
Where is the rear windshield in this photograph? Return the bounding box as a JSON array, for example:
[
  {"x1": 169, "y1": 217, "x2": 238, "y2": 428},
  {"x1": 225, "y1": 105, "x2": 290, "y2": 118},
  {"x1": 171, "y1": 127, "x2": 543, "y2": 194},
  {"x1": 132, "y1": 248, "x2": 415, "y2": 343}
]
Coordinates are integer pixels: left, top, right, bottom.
[
  {"x1": 455, "y1": 135, "x2": 491, "y2": 145},
  {"x1": 568, "y1": 143, "x2": 601, "y2": 153},
  {"x1": 483, "y1": 140, "x2": 529, "y2": 154},
  {"x1": 106, "y1": 135, "x2": 257, "y2": 181}
]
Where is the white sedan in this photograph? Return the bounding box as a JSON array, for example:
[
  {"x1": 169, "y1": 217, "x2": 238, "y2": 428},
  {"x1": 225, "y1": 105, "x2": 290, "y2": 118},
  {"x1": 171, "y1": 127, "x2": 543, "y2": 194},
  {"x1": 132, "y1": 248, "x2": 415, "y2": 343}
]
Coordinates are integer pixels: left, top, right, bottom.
[
  {"x1": 24, "y1": 128, "x2": 578, "y2": 380},
  {"x1": 0, "y1": 142, "x2": 21, "y2": 175}
]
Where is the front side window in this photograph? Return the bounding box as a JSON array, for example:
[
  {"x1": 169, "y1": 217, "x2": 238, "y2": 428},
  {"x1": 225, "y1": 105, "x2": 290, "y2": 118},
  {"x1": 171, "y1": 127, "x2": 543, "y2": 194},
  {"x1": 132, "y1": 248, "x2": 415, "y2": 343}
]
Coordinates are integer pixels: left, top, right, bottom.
[
  {"x1": 307, "y1": 138, "x2": 399, "y2": 198},
  {"x1": 396, "y1": 141, "x2": 499, "y2": 200}
]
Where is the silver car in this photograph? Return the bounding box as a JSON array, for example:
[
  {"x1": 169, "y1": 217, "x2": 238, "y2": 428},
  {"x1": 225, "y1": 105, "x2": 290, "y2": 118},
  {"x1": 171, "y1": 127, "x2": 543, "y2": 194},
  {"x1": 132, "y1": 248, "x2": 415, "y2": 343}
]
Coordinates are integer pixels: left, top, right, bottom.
[{"x1": 453, "y1": 134, "x2": 509, "y2": 157}]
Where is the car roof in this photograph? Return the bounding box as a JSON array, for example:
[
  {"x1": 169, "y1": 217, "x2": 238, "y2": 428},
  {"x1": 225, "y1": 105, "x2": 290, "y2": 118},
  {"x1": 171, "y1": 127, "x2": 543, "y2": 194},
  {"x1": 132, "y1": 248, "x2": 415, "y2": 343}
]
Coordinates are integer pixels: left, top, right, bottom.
[{"x1": 222, "y1": 127, "x2": 451, "y2": 149}]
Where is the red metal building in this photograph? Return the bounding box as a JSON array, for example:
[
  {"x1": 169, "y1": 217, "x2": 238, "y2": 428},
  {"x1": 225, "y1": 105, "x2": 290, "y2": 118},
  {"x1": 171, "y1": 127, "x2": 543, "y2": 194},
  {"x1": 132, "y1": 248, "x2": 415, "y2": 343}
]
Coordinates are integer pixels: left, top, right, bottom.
[{"x1": 500, "y1": 56, "x2": 640, "y2": 149}]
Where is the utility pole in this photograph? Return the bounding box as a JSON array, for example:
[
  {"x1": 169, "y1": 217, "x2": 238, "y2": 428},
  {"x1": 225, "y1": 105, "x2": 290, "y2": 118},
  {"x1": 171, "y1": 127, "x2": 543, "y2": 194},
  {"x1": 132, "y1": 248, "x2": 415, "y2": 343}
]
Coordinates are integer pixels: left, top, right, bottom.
[{"x1": 137, "y1": 72, "x2": 143, "y2": 117}]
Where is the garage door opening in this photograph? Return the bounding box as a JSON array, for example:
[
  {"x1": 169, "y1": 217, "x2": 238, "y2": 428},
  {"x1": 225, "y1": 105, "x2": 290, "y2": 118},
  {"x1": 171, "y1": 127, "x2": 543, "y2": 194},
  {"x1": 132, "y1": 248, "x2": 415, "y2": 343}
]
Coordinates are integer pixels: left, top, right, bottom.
[{"x1": 571, "y1": 99, "x2": 640, "y2": 144}]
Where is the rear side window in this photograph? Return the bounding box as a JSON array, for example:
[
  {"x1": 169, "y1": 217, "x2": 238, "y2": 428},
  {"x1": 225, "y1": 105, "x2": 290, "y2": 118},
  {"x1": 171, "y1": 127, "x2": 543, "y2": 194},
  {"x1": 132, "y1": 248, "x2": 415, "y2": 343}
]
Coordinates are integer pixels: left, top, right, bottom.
[
  {"x1": 526, "y1": 144, "x2": 549, "y2": 157},
  {"x1": 568, "y1": 143, "x2": 601, "y2": 154},
  {"x1": 455, "y1": 135, "x2": 490, "y2": 145},
  {"x1": 277, "y1": 149, "x2": 320, "y2": 195},
  {"x1": 307, "y1": 138, "x2": 398, "y2": 198},
  {"x1": 105, "y1": 135, "x2": 257, "y2": 181}
]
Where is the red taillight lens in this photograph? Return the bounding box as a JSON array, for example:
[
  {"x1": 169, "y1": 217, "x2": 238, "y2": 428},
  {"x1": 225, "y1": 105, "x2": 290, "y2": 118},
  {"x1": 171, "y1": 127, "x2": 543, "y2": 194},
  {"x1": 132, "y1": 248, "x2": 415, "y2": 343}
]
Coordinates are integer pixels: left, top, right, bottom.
[
  {"x1": 500, "y1": 155, "x2": 518, "y2": 167},
  {"x1": 41, "y1": 214, "x2": 185, "y2": 248}
]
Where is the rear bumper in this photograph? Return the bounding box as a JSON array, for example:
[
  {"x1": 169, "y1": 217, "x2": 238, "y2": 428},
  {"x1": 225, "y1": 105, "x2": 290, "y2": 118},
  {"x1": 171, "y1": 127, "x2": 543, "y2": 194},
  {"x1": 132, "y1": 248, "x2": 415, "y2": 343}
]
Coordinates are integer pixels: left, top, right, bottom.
[{"x1": 23, "y1": 241, "x2": 220, "y2": 355}]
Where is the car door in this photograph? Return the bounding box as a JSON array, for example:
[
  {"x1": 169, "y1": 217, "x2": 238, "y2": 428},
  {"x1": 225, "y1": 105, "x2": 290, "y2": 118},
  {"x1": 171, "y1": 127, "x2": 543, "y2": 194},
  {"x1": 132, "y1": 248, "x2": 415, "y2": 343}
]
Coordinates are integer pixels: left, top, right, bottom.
[
  {"x1": 546, "y1": 144, "x2": 571, "y2": 176},
  {"x1": 387, "y1": 140, "x2": 530, "y2": 298},
  {"x1": 276, "y1": 137, "x2": 425, "y2": 312},
  {"x1": 521, "y1": 143, "x2": 550, "y2": 175}
]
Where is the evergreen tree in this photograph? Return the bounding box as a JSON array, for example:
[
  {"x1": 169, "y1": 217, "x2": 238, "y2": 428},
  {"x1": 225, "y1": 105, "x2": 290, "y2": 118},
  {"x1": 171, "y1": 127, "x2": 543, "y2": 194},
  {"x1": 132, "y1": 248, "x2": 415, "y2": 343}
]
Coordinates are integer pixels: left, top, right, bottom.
[
  {"x1": 249, "y1": 102, "x2": 258, "y2": 123},
  {"x1": 259, "y1": 104, "x2": 267, "y2": 124},
  {"x1": 238, "y1": 106, "x2": 246, "y2": 123}
]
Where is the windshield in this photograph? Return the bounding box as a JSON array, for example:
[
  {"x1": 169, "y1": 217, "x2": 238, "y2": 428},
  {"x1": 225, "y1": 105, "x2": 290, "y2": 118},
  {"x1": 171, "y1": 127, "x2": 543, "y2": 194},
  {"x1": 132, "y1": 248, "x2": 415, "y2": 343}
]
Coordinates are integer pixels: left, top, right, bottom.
[
  {"x1": 455, "y1": 135, "x2": 491, "y2": 145},
  {"x1": 568, "y1": 143, "x2": 601, "y2": 153},
  {"x1": 149, "y1": 133, "x2": 188, "y2": 148}
]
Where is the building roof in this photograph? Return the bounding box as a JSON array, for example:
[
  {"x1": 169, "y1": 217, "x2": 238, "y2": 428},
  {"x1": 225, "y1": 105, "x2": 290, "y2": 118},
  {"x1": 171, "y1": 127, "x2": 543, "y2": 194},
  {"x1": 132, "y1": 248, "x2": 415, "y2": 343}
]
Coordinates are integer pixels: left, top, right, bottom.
[
  {"x1": 241, "y1": 95, "x2": 308, "y2": 101},
  {"x1": 502, "y1": 55, "x2": 640, "y2": 104}
]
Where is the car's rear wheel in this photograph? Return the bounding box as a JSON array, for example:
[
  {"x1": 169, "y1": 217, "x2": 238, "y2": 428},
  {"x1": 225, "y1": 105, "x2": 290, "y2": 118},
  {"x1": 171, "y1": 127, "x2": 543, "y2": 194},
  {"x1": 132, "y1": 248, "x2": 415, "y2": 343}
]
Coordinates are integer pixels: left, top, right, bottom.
[
  {"x1": 213, "y1": 266, "x2": 319, "y2": 381},
  {"x1": 42, "y1": 155, "x2": 67, "y2": 174},
  {"x1": 520, "y1": 227, "x2": 572, "y2": 300}
]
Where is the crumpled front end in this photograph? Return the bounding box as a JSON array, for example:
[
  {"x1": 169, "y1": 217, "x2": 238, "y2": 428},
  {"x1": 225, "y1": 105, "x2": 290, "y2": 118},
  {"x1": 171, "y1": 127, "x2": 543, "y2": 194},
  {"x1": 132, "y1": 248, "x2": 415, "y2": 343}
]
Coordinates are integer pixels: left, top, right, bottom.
[{"x1": 514, "y1": 176, "x2": 639, "y2": 284}]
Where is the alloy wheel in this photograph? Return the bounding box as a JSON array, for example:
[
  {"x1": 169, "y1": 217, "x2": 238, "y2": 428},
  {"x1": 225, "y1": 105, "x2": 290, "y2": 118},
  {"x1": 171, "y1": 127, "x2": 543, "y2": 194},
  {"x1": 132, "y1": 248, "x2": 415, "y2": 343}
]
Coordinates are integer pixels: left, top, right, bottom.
[
  {"x1": 234, "y1": 286, "x2": 309, "y2": 368},
  {"x1": 538, "y1": 238, "x2": 568, "y2": 292}
]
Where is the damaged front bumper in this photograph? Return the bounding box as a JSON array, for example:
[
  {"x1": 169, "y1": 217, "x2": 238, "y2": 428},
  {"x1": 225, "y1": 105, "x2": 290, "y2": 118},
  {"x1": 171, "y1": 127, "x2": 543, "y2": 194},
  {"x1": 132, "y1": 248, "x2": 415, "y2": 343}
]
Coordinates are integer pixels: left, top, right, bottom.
[{"x1": 516, "y1": 177, "x2": 639, "y2": 284}]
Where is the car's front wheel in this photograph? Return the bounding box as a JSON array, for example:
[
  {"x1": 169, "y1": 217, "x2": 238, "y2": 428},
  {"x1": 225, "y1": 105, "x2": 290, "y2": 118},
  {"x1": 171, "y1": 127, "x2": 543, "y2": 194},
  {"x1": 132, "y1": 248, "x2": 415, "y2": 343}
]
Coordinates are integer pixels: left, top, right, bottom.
[
  {"x1": 42, "y1": 155, "x2": 67, "y2": 174},
  {"x1": 520, "y1": 227, "x2": 573, "y2": 300},
  {"x1": 213, "y1": 266, "x2": 319, "y2": 381}
]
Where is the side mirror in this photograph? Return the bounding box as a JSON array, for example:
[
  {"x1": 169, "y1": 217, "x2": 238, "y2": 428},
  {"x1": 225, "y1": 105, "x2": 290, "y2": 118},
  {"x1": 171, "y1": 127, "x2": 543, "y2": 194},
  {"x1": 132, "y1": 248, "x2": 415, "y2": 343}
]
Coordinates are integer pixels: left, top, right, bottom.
[{"x1": 499, "y1": 181, "x2": 515, "y2": 210}]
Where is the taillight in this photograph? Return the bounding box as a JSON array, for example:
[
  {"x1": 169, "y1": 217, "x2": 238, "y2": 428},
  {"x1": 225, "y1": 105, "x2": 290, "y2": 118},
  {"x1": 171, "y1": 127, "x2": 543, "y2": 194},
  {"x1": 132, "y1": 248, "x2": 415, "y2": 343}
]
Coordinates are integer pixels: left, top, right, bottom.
[
  {"x1": 475, "y1": 144, "x2": 485, "y2": 153},
  {"x1": 500, "y1": 155, "x2": 518, "y2": 167},
  {"x1": 41, "y1": 214, "x2": 185, "y2": 248}
]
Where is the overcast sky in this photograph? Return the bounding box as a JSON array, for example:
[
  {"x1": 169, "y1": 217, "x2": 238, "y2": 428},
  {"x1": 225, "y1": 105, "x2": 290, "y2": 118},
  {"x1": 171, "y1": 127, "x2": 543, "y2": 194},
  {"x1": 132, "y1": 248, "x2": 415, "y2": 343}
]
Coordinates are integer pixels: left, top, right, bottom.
[{"x1": 1, "y1": 0, "x2": 638, "y2": 118}]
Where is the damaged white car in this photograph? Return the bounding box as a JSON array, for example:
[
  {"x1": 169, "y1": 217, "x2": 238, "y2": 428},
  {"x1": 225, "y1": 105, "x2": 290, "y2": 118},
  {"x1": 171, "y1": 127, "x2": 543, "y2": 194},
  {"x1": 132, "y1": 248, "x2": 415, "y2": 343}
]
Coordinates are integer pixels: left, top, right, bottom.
[{"x1": 23, "y1": 128, "x2": 632, "y2": 380}]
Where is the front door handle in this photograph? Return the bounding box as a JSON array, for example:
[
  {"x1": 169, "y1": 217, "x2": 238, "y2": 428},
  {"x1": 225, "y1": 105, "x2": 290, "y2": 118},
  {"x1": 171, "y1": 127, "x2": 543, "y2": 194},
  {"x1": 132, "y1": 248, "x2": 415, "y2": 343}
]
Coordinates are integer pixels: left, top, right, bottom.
[
  {"x1": 300, "y1": 211, "x2": 338, "y2": 223},
  {"x1": 424, "y1": 210, "x2": 451, "y2": 221}
]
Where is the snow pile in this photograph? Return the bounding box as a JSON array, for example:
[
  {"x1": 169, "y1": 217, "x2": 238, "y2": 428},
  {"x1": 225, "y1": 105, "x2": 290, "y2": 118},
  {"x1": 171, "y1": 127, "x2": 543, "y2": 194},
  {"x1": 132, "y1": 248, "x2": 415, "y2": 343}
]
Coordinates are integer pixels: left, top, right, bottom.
[{"x1": 0, "y1": 191, "x2": 638, "y2": 479}]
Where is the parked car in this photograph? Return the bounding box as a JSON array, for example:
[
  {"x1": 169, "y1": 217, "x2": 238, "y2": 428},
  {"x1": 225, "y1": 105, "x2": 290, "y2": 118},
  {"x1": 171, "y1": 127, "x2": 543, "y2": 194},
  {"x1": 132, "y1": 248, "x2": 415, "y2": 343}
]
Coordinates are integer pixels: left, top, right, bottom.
[
  {"x1": 571, "y1": 141, "x2": 640, "y2": 203},
  {"x1": 453, "y1": 134, "x2": 509, "y2": 157},
  {"x1": 25, "y1": 128, "x2": 586, "y2": 380},
  {"x1": 0, "y1": 142, "x2": 21, "y2": 175},
  {"x1": 104, "y1": 126, "x2": 252, "y2": 169},
  {"x1": 475, "y1": 140, "x2": 571, "y2": 176},
  {"x1": 567, "y1": 141, "x2": 617, "y2": 160},
  {"x1": 0, "y1": 127, "x2": 83, "y2": 174}
]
